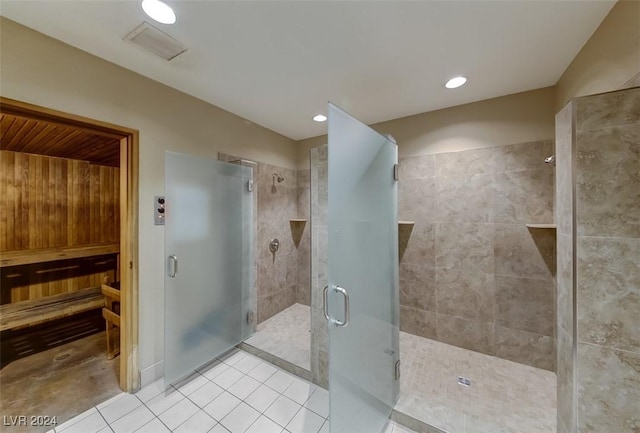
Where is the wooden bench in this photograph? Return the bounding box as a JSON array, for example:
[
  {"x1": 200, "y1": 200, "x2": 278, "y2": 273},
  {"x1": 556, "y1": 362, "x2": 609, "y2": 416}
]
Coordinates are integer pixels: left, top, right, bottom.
[
  {"x1": 0, "y1": 287, "x2": 104, "y2": 332},
  {"x1": 101, "y1": 284, "x2": 121, "y2": 359}
]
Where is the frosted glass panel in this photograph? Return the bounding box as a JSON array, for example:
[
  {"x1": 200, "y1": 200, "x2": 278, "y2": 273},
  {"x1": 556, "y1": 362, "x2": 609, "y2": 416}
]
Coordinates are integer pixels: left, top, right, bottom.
[
  {"x1": 165, "y1": 152, "x2": 254, "y2": 386},
  {"x1": 328, "y1": 103, "x2": 399, "y2": 433}
]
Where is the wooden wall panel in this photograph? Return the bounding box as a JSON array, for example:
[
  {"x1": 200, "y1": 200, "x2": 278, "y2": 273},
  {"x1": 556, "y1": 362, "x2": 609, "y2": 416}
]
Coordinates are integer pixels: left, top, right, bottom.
[
  {"x1": 0, "y1": 150, "x2": 119, "y2": 302},
  {"x1": 0, "y1": 150, "x2": 119, "y2": 252}
]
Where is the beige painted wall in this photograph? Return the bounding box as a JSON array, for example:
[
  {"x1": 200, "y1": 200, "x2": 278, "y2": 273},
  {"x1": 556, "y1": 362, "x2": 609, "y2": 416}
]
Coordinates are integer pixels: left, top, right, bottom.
[
  {"x1": 297, "y1": 87, "x2": 556, "y2": 169},
  {"x1": 0, "y1": 18, "x2": 297, "y2": 382},
  {"x1": 555, "y1": 0, "x2": 640, "y2": 110}
]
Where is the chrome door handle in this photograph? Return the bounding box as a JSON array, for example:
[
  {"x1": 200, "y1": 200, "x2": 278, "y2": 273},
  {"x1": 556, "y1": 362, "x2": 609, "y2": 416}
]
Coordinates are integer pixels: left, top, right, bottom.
[
  {"x1": 333, "y1": 285, "x2": 349, "y2": 327},
  {"x1": 168, "y1": 255, "x2": 178, "y2": 278},
  {"x1": 323, "y1": 285, "x2": 330, "y2": 321}
]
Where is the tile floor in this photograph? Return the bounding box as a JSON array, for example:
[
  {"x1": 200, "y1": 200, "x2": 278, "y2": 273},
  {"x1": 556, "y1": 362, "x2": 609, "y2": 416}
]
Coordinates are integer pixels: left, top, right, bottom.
[
  {"x1": 244, "y1": 304, "x2": 311, "y2": 371},
  {"x1": 398, "y1": 332, "x2": 556, "y2": 433},
  {"x1": 46, "y1": 348, "x2": 416, "y2": 433},
  {"x1": 244, "y1": 305, "x2": 557, "y2": 433}
]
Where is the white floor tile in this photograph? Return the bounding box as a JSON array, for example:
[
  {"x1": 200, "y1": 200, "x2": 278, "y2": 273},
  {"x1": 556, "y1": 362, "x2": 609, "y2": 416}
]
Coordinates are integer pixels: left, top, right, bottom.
[
  {"x1": 220, "y1": 402, "x2": 260, "y2": 433},
  {"x1": 247, "y1": 362, "x2": 278, "y2": 382},
  {"x1": 135, "y1": 379, "x2": 166, "y2": 403},
  {"x1": 158, "y1": 397, "x2": 200, "y2": 430},
  {"x1": 212, "y1": 367, "x2": 244, "y2": 389},
  {"x1": 227, "y1": 375, "x2": 261, "y2": 400},
  {"x1": 175, "y1": 372, "x2": 210, "y2": 396},
  {"x1": 98, "y1": 393, "x2": 142, "y2": 424},
  {"x1": 264, "y1": 395, "x2": 301, "y2": 427},
  {"x1": 203, "y1": 391, "x2": 242, "y2": 421},
  {"x1": 245, "y1": 415, "x2": 284, "y2": 433},
  {"x1": 134, "y1": 417, "x2": 170, "y2": 433},
  {"x1": 146, "y1": 387, "x2": 185, "y2": 416},
  {"x1": 188, "y1": 381, "x2": 225, "y2": 408},
  {"x1": 283, "y1": 380, "x2": 316, "y2": 405},
  {"x1": 209, "y1": 424, "x2": 232, "y2": 433},
  {"x1": 233, "y1": 354, "x2": 263, "y2": 373},
  {"x1": 197, "y1": 358, "x2": 223, "y2": 373},
  {"x1": 303, "y1": 388, "x2": 329, "y2": 418},
  {"x1": 219, "y1": 350, "x2": 247, "y2": 366},
  {"x1": 97, "y1": 427, "x2": 113, "y2": 433},
  {"x1": 202, "y1": 362, "x2": 231, "y2": 380},
  {"x1": 264, "y1": 370, "x2": 296, "y2": 393},
  {"x1": 285, "y1": 407, "x2": 324, "y2": 433},
  {"x1": 57, "y1": 411, "x2": 108, "y2": 433},
  {"x1": 172, "y1": 410, "x2": 218, "y2": 433},
  {"x1": 56, "y1": 407, "x2": 98, "y2": 431},
  {"x1": 110, "y1": 405, "x2": 154, "y2": 433},
  {"x1": 245, "y1": 384, "x2": 280, "y2": 413}
]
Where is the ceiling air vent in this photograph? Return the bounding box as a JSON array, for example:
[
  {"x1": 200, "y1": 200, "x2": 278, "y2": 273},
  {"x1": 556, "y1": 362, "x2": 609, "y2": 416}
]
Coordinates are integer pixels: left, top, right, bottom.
[{"x1": 124, "y1": 22, "x2": 186, "y2": 61}]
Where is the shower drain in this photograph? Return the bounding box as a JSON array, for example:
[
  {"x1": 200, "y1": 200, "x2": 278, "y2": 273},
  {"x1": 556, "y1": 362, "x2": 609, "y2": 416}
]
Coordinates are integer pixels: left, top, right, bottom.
[{"x1": 457, "y1": 376, "x2": 471, "y2": 387}]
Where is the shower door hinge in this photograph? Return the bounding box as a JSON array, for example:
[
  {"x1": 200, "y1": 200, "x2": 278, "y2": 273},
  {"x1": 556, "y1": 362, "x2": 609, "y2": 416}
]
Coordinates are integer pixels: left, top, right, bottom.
[
  {"x1": 395, "y1": 360, "x2": 401, "y2": 380},
  {"x1": 247, "y1": 311, "x2": 255, "y2": 324},
  {"x1": 393, "y1": 164, "x2": 399, "y2": 181},
  {"x1": 247, "y1": 180, "x2": 254, "y2": 192}
]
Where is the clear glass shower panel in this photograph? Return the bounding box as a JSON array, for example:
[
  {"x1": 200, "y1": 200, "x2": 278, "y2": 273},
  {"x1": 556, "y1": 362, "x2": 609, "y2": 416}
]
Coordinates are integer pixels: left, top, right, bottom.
[
  {"x1": 328, "y1": 103, "x2": 400, "y2": 433},
  {"x1": 165, "y1": 151, "x2": 254, "y2": 386}
]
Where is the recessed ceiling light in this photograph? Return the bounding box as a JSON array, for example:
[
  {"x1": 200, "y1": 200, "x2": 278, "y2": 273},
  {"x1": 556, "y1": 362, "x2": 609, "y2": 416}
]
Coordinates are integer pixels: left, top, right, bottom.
[
  {"x1": 142, "y1": 0, "x2": 176, "y2": 25},
  {"x1": 313, "y1": 114, "x2": 327, "y2": 122},
  {"x1": 445, "y1": 76, "x2": 467, "y2": 89}
]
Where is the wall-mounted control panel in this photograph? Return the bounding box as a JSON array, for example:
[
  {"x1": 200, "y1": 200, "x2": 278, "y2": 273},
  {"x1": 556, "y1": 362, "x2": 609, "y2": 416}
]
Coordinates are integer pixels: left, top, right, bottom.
[{"x1": 154, "y1": 195, "x2": 166, "y2": 225}]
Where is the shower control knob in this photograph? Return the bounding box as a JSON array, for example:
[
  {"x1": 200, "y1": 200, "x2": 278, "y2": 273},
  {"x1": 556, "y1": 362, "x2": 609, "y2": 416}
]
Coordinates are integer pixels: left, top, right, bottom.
[{"x1": 269, "y1": 238, "x2": 280, "y2": 253}]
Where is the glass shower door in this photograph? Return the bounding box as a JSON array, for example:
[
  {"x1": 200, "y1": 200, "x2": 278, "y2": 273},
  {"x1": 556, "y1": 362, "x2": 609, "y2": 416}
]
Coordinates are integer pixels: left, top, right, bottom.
[
  {"x1": 327, "y1": 103, "x2": 400, "y2": 433},
  {"x1": 165, "y1": 151, "x2": 254, "y2": 386}
]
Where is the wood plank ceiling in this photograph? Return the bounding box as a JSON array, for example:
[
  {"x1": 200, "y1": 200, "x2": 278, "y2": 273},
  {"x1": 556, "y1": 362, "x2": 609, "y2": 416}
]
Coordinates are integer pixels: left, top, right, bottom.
[{"x1": 0, "y1": 113, "x2": 120, "y2": 167}]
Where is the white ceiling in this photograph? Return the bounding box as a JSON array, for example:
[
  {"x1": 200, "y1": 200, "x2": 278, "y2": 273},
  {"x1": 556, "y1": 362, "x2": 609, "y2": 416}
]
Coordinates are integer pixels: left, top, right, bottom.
[{"x1": 0, "y1": 1, "x2": 615, "y2": 140}]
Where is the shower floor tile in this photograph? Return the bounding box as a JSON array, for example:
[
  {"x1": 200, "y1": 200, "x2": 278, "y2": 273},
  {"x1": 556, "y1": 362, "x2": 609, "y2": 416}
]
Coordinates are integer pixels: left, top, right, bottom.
[
  {"x1": 397, "y1": 332, "x2": 557, "y2": 433},
  {"x1": 244, "y1": 303, "x2": 311, "y2": 371},
  {"x1": 48, "y1": 348, "x2": 415, "y2": 433}
]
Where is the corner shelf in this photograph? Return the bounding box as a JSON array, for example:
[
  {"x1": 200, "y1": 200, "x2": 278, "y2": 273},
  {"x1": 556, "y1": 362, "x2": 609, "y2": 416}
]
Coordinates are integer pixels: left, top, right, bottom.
[
  {"x1": 526, "y1": 223, "x2": 557, "y2": 229},
  {"x1": 398, "y1": 221, "x2": 415, "y2": 225},
  {"x1": 289, "y1": 219, "x2": 307, "y2": 223}
]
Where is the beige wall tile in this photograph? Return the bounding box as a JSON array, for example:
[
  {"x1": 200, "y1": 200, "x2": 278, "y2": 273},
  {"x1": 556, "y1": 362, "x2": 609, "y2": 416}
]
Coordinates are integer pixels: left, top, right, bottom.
[
  {"x1": 436, "y1": 269, "x2": 495, "y2": 323},
  {"x1": 495, "y1": 326, "x2": 555, "y2": 371},
  {"x1": 494, "y1": 224, "x2": 555, "y2": 280},
  {"x1": 436, "y1": 173, "x2": 494, "y2": 223},
  {"x1": 577, "y1": 237, "x2": 640, "y2": 353},
  {"x1": 494, "y1": 169, "x2": 554, "y2": 224},
  {"x1": 576, "y1": 124, "x2": 640, "y2": 238},
  {"x1": 400, "y1": 306, "x2": 437, "y2": 339},
  {"x1": 436, "y1": 223, "x2": 493, "y2": 274},
  {"x1": 495, "y1": 275, "x2": 554, "y2": 336},
  {"x1": 577, "y1": 343, "x2": 640, "y2": 433},
  {"x1": 576, "y1": 87, "x2": 640, "y2": 131},
  {"x1": 436, "y1": 314, "x2": 495, "y2": 356},
  {"x1": 399, "y1": 154, "x2": 435, "y2": 180},
  {"x1": 557, "y1": 327, "x2": 574, "y2": 433}
]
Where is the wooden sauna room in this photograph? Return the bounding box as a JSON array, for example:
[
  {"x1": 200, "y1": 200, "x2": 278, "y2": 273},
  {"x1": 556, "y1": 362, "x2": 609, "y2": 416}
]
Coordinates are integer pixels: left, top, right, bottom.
[{"x1": 0, "y1": 109, "x2": 126, "y2": 418}]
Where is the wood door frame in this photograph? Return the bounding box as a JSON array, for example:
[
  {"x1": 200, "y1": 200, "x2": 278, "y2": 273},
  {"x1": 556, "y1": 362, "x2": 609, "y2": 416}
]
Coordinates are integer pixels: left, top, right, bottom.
[{"x1": 0, "y1": 97, "x2": 140, "y2": 392}]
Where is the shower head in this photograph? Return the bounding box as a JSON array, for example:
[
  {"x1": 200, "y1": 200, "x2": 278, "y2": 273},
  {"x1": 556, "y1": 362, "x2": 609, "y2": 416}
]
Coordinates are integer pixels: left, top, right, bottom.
[
  {"x1": 272, "y1": 173, "x2": 285, "y2": 183},
  {"x1": 544, "y1": 156, "x2": 556, "y2": 166}
]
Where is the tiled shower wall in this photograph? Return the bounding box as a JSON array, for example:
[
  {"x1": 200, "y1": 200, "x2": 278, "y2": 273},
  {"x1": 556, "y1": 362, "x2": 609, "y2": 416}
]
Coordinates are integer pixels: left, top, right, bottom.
[
  {"x1": 219, "y1": 152, "x2": 304, "y2": 324},
  {"x1": 310, "y1": 145, "x2": 329, "y2": 387},
  {"x1": 398, "y1": 141, "x2": 557, "y2": 371},
  {"x1": 296, "y1": 169, "x2": 311, "y2": 307},
  {"x1": 556, "y1": 87, "x2": 640, "y2": 433}
]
